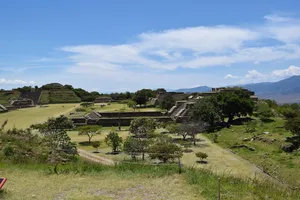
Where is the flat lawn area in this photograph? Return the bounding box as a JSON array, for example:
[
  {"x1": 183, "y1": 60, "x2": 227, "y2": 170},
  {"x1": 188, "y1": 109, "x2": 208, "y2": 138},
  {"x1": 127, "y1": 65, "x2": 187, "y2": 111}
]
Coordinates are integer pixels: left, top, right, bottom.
[
  {"x1": 206, "y1": 117, "x2": 300, "y2": 188},
  {"x1": 0, "y1": 104, "x2": 79, "y2": 129},
  {"x1": 69, "y1": 126, "x2": 276, "y2": 183},
  {"x1": 71, "y1": 102, "x2": 162, "y2": 117},
  {"x1": 0, "y1": 166, "x2": 200, "y2": 200}
]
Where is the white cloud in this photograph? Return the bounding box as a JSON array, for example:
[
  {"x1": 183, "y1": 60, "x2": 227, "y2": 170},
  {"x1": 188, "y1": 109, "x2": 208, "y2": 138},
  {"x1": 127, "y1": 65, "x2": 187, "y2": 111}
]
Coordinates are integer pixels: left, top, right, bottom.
[
  {"x1": 224, "y1": 74, "x2": 239, "y2": 79},
  {"x1": 271, "y1": 65, "x2": 300, "y2": 78},
  {"x1": 0, "y1": 78, "x2": 35, "y2": 85},
  {"x1": 264, "y1": 14, "x2": 293, "y2": 23},
  {"x1": 60, "y1": 13, "x2": 300, "y2": 75}
]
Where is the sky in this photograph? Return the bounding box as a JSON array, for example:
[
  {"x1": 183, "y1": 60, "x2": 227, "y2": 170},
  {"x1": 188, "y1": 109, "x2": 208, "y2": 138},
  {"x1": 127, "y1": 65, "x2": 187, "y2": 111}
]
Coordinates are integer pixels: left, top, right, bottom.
[{"x1": 1, "y1": 0, "x2": 300, "y2": 92}]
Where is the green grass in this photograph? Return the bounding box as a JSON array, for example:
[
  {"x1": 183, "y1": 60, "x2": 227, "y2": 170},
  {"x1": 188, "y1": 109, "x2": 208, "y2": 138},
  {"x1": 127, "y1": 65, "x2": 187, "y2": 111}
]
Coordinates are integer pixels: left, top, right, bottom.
[
  {"x1": 206, "y1": 117, "x2": 300, "y2": 188},
  {"x1": 0, "y1": 162, "x2": 299, "y2": 200},
  {"x1": 72, "y1": 102, "x2": 162, "y2": 117},
  {"x1": 38, "y1": 90, "x2": 49, "y2": 104},
  {"x1": 0, "y1": 91, "x2": 20, "y2": 106},
  {"x1": 0, "y1": 103, "x2": 79, "y2": 129}
]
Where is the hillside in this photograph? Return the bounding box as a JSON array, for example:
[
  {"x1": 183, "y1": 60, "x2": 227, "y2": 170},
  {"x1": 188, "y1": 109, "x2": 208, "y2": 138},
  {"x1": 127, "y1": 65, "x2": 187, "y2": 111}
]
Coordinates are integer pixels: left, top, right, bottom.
[
  {"x1": 174, "y1": 86, "x2": 211, "y2": 93},
  {"x1": 0, "y1": 90, "x2": 20, "y2": 106},
  {"x1": 173, "y1": 76, "x2": 300, "y2": 103}
]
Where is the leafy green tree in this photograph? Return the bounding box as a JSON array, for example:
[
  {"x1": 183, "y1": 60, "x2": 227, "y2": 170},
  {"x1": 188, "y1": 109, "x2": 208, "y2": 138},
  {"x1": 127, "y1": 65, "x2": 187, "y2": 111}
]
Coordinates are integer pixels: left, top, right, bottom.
[
  {"x1": 195, "y1": 152, "x2": 208, "y2": 162},
  {"x1": 92, "y1": 141, "x2": 101, "y2": 152},
  {"x1": 33, "y1": 116, "x2": 77, "y2": 173},
  {"x1": 190, "y1": 97, "x2": 222, "y2": 129},
  {"x1": 78, "y1": 125, "x2": 101, "y2": 144},
  {"x1": 104, "y1": 132, "x2": 123, "y2": 152},
  {"x1": 129, "y1": 117, "x2": 156, "y2": 138},
  {"x1": 132, "y1": 89, "x2": 155, "y2": 107},
  {"x1": 160, "y1": 94, "x2": 175, "y2": 110},
  {"x1": 123, "y1": 137, "x2": 147, "y2": 160},
  {"x1": 285, "y1": 117, "x2": 300, "y2": 139},
  {"x1": 129, "y1": 117, "x2": 156, "y2": 159},
  {"x1": 182, "y1": 122, "x2": 207, "y2": 145},
  {"x1": 216, "y1": 88, "x2": 254, "y2": 122},
  {"x1": 127, "y1": 100, "x2": 137, "y2": 111},
  {"x1": 148, "y1": 136, "x2": 182, "y2": 163},
  {"x1": 257, "y1": 103, "x2": 274, "y2": 122}
]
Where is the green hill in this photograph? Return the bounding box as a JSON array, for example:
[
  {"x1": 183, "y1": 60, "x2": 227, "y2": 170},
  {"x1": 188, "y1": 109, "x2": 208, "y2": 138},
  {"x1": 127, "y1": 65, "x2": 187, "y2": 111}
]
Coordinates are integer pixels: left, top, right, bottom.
[{"x1": 0, "y1": 90, "x2": 20, "y2": 106}]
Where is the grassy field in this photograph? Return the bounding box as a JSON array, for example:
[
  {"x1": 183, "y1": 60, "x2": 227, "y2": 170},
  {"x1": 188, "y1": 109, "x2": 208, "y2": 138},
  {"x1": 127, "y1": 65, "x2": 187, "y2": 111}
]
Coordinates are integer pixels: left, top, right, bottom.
[
  {"x1": 206, "y1": 117, "x2": 300, "y2": 188},
  {"x1": 0, "y1": 162, "x2": 298, "y2": 200},
  {"x1": 0, "y1": 104, "x2": 79, "y2": 129},
  {"x1": 69, "y1": 126, "x2": 276, "y2": 183},
  {"x1": 71, "y1": 102, "x2": 162, "y2": 117}
]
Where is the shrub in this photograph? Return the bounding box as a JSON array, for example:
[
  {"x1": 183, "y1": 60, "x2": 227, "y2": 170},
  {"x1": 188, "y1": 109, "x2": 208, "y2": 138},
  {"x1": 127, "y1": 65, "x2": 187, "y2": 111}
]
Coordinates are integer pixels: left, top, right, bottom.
[
  {"x1": 195, "y1": 152, "x2": 208, "y2": 161},
  {"x1": 92, "y1": 141, "x2": 101, "y2": 152},
  {"x1": 244, "y1": 120, "x2": 257, "y2": 133}
]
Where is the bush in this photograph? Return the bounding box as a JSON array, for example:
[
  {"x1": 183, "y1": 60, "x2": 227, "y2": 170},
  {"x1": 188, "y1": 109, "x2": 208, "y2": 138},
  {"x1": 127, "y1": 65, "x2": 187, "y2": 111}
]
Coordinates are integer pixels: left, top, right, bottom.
[
  {"x1": 92, "y1": 141, "x2": 101, "y2": 152},
  {"x1": 195, "y1": 152, "x2": 208, "y2": 161},
  {"x1": 244, "y1": 120, "x2": 257, "y2": 133}
]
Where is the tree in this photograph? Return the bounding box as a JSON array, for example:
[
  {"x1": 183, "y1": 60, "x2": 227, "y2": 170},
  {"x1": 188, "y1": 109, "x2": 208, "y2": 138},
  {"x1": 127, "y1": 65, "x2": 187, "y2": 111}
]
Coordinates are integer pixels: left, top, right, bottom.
[
  {"x1": 160, "y1": 94, "x2": 175, "y2": 110},
  {"x1": 129, "y1": 117, "x2": 156, "y2": 138},
  {"x1": 215, "y1": 88, "x2": 254, "y2": 122},
  {"x1": 78, "y1": 125, "x2": 101, "y2": 144},
  {"x1": 127, "y1": 100, "x2": 137, "y2": 111},
  {"x1": 148, "y1": 136, "x2": 182, "y2": 163},
  {"x1": 190, "y1": 97, "x2": 222, "y2": 129},
  {"x1": 195, "y1": 152, "x2": 208, "y2": 162},
  {"x1": 129, "y1": 117, "x2": 156, "y2": 159},
  {"x1": 167, "y1": 123, "x2": 189, "y2": 140},
  {"x1": 33, "y1": 116, "x2": 77, "y2": 173},
  {"x1": 104, "y1": 132, "x2": 123, "y2": 152},
  {"x1": 133, "y1": 89, "x2": 155, "y2": 107},
  {"x1": 123, "y1": 137, "x2": 145, "y2": 160},
  {"x1": 285, "y1": 117, "x2": 300, "y2": 139},
  {"x1": 92, "y1": 141, "x2": 101, "y2": 153},
  {"x1": 182, "y1": 122, "x2": 207, "y2": 145},
  {"x1": 257, "y1": 103, "x2": 274, "y2": 122}
]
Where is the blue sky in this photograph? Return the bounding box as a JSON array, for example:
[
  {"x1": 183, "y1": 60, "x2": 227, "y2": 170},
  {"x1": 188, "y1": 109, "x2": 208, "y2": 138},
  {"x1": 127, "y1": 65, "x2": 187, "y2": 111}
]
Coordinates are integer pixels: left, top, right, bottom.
[{"x1": 1, "y1": 0, "x2": 300, "y2": 92}]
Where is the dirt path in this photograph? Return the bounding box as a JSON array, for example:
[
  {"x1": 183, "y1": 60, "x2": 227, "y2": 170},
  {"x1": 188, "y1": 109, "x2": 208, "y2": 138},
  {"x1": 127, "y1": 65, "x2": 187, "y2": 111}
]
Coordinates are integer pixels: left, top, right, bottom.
[
  {"x1": 182, "y1": 135, "x2": 277, "y2": 183},
  {"x1": 78, "y1": 149, "x2": 116, "y2": 165}
]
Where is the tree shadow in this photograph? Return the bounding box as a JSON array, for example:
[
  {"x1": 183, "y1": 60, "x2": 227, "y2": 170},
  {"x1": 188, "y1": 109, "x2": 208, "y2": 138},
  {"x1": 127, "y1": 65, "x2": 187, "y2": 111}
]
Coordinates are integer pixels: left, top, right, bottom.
[
  {"x1": 261, "y1": 119, "x2": 275, "y2": 123},
  {"x1": 78, "y1": 141, "x2": 91, "y2": 146},
  {"x1": 230, "y1": 117, "x2": 254, "y2": 125},
  {"x1": 196, "y1": 160, "x2": 208, "y2": 164},
  {"x1": 105, "y1": 151, "x2": 121, "y2": 155}
]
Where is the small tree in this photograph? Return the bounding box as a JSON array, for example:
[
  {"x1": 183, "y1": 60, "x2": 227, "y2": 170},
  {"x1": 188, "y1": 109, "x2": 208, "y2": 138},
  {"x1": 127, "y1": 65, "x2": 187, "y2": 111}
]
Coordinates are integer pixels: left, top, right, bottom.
[
  {"x1": 167, "y1": 123, "x2": 188, "y2": 140},
  {"x1": 196, "y1": 152, "x2": 208, "y2": 162},
  {"x1": 78, "y1": 125, "x2": 101, "y2": 144},
  {"x1": 127, "y1": 100, "x2": 137, "y2": 111},
  {"x1": 285, "y1": 117, "x2": 300, "y2": 142},
  {"x1": 182, "y1": 122, "x2": 207, "y2": 145},
  {"x1": 257, "y1": 103, "x2": 274, "y2": 122},
  {"x1": 160, "y1": 94, "x2": 175, "y2": 110},
  {"x1": 148, "y1": 136, "x2": 182, "y2": 163},
  {"x1": 123, "y1": 137, "x2": 144, "y2": 160},
  {"x1": 92, "y1": 141, "x2": 101, "y2": 153},
  {"x1": 104, "y1": 132, "x2": 123, "y2": 153}
]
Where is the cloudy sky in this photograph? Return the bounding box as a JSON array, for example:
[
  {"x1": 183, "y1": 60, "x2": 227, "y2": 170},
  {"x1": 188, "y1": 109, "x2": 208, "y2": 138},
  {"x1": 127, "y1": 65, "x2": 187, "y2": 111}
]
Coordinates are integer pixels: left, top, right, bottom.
[{"x1": 1, "y1": 0, "x2": 300, "y2": 92}]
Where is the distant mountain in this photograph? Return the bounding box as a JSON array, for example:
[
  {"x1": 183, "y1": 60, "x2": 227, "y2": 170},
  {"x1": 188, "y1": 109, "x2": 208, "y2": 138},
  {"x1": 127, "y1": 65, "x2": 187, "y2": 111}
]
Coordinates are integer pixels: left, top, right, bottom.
[
  {"x1": 174, "y1": 86, "x2": 211, "y2": 93},
  {"x1": 242, "y1": 76, "x2": 300, "y2": 103},
  {"x1": 172, "y1": 76, "x2": 300, "y2": 103}
]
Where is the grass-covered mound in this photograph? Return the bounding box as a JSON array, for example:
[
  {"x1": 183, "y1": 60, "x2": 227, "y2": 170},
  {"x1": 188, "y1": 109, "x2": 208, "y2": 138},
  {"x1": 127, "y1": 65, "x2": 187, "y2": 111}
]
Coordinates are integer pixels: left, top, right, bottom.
[
  {"x1": 38, "y1": 90, "x2": 81, "y2": 104},
  {"x1": 0, "y1": 91, "x2": 20, "y2": 106}
]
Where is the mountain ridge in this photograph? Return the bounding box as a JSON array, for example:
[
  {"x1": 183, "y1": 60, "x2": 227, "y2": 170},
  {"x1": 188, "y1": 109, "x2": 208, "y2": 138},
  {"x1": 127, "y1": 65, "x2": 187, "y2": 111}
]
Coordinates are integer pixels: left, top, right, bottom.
[{"x1": 173, "y1": 75, "x2": 300, "y2": 103}]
